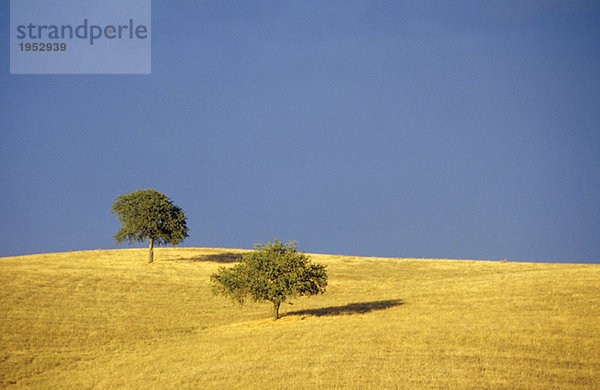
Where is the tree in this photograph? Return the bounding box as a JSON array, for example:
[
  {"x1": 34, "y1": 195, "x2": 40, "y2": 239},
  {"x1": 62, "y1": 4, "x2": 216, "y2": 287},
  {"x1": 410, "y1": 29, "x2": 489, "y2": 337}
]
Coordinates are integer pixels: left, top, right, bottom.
[
  {"x1": 111, "y1": 189, "x2": 189, "y2": 263},
  {"x1": 211, "y1": 238, "x2": 328, "y2": 320}
]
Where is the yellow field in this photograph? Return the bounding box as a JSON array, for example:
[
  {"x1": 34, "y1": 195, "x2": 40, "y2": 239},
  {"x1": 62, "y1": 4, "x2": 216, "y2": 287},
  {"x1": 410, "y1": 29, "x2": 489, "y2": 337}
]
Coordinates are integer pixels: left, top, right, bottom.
[{"x1": 1, "y1": 248, "x2": 599, "y2": 389}]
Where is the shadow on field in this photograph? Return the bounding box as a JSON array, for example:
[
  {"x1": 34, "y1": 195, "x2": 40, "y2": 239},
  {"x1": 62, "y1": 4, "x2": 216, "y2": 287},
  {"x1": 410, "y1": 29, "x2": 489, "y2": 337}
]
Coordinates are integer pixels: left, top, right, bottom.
[
  {"x1": 170, "y1": 252, "x2": 243, "y2": 263},
  {"x1": 285, "y1": 299, "x2": 404, "y2": 318}
]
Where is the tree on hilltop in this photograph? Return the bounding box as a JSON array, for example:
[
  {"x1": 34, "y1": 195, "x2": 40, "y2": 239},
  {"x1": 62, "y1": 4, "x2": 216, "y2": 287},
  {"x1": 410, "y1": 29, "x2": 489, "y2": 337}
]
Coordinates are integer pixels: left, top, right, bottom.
[
  {"x1": 211, "y1": 238, "x2": 328, "y2": 320},
  {"x1": 111, "y1": 189, "x2": 189, "y2": 263}
]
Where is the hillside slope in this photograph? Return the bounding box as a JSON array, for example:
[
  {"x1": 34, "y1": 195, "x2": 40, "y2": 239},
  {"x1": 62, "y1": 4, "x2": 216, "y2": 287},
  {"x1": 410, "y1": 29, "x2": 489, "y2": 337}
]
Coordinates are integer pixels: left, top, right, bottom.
[{"x1": 1, "y1": 248, "x2": 599, "y2": 388}]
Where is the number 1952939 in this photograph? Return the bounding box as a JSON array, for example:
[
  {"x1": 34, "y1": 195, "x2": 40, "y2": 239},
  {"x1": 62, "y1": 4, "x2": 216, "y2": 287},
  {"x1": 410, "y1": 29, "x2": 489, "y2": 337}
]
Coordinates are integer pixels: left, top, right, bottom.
[{"x1": 19, "y1": 42, "x2": 67, "y2": 52}]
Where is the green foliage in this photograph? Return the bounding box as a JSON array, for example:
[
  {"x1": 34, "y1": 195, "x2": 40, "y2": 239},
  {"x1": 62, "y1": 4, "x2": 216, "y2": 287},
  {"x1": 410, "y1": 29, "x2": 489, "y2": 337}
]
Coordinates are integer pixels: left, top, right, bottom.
[
  {"x1": 111, "y1": 189, "x2": 189, "y2": 258},
  {"x1": 211, "y1": 238, "x2": 328, "y2": 319}
]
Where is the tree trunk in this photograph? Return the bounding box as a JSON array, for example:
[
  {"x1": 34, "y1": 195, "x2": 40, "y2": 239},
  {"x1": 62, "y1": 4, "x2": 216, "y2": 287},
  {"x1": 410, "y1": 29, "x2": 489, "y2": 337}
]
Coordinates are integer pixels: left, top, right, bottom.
[
  {"x1": 148, "y1": 237, "x2": 154, "y2": 263},
  {"x1": 273, "y1": 301, "x2": 280, "y2": 320}
]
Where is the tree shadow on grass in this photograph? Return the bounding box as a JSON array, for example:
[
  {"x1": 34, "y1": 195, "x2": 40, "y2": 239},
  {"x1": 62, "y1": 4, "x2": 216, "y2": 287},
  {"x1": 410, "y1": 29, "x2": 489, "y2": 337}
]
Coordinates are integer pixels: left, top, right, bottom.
[
  {"x1": 285, "y1": 299, "x2": 404, "y2": 318},
  {"x1": 170, "y1": 252, "x2": 244, "y2": 263}
]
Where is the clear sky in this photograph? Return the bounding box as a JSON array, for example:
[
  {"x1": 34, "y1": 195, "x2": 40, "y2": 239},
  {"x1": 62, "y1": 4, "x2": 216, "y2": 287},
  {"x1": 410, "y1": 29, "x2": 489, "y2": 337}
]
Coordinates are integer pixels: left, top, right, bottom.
[{"x1": 1, "y1": 1, "x2": 599, "y2": 263}]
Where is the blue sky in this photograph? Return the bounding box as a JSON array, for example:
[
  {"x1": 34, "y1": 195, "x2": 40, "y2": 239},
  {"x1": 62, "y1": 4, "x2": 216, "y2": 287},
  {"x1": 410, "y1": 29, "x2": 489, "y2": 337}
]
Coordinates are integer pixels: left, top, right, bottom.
[{"x1": 1, "y1": 1, "x2": 599, "y2": 262}]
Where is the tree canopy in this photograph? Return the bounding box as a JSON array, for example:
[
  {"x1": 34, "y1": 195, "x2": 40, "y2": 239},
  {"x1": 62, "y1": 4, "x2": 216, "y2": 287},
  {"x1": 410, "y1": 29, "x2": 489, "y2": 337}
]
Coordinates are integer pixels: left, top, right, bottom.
[
  {"x1": 111, "y1": 189, "x2": 189, "y2": 263},
  {"x1": 211, "y1": 238, "x2": 327, "y2": 320}
]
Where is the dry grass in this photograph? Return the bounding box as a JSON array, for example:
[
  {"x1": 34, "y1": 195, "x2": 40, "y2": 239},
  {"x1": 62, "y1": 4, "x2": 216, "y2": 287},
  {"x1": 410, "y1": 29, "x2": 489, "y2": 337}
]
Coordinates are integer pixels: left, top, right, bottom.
[{"x1": 1, "y1": 248, "x2": 599, "y2": 389}]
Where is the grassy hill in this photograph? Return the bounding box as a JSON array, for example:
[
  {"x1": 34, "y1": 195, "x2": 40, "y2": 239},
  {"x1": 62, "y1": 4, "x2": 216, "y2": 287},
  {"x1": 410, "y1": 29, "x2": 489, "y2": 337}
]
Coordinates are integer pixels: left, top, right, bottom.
[{"x1": 1, "y1": 248, "x2": 599, "y2": 388}]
